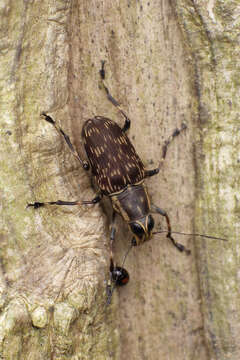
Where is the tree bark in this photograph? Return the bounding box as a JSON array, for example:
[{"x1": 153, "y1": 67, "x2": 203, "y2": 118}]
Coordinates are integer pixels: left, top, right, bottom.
[
  {"x1": 0, "y1": 0, "x2": 238, "y2": 359},
  {"x1": 174, "y1": 1, "x2": 240, "y2": 359}
]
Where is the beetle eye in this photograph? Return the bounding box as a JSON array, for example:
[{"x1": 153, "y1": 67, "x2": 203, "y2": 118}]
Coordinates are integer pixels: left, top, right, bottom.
[
  {"x1": 147, "y1": 215, "x2": 154, "y2": 232},
  {"x1": 129, "y1": 222, "x2": 145, "y2": 238}
]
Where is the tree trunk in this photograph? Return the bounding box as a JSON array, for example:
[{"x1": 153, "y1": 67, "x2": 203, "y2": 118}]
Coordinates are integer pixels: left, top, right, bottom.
[{"x1": 0, "y1": 1, "x2": 238, "y2": 359}]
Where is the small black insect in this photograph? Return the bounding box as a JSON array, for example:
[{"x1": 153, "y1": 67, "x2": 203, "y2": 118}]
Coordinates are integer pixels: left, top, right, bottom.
[{"x1": 28, "y1": 61, "x2": 226, "y2": 303}]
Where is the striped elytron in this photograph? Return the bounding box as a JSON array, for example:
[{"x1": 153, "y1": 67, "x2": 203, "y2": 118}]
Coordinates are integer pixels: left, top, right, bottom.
[
  {"x1": 28, "y1": 61, "x2": 189, "y2": 302},
  {"x1": 82, "y1": 117, "x2": 145, "y2": 194}
]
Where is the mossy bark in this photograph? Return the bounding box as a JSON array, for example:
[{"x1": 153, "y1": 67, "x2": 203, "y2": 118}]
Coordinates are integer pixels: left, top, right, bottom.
[
  {"x1": 174, "y1": 1, "x2": 240, "y2": 359},
  {"x1": 0, "y1": 1, "x2": 238, "y2": 359}
]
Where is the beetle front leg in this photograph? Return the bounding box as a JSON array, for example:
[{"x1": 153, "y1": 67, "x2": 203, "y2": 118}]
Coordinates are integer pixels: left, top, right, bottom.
[
  {"x1": 106, "y1": 212, "x2": 117, "y2": 304},
  {"x1": 152, "y1": 204, "x2": 191, "y2": 254},
  {"x1": 99, "y1": 61, "x2": 130, "y2": 133},
  {"x1": 109, "y1": 211, "x2": 117, "y2": 261},
  {"x1": 40, "y1": 113, "x2": 89, "y2": 170},
  {"x1": 106, "y1": 212, "x2": 130, "y2": 304},
  {"x1": 27, "y1": 194, "x2": 102, "y2": 209}
]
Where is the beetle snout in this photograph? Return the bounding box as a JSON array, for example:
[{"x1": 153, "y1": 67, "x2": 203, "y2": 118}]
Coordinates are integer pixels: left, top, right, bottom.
[{"x1": 129, "y1": 214, "x2": 155, "y2": 246}]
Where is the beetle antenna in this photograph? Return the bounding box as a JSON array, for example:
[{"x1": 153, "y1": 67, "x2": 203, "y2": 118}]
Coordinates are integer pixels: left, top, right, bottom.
[
  {"x1": 121, "y1": 243, "x2": 133, "y2": 268},
  {"x1": 153, "y1": 230, "x2": 227, "y2": 242}
]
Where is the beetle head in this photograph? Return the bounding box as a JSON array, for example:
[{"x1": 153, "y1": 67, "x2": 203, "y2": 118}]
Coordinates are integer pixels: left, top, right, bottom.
[{"x1": 129, "y1": 214, "x2": 155, "y2": 246}]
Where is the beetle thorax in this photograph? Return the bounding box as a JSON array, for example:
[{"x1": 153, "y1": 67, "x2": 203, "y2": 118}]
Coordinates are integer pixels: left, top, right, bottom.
[{"x1": 109, "y1": 181, "x2": 150, "y2": 222}]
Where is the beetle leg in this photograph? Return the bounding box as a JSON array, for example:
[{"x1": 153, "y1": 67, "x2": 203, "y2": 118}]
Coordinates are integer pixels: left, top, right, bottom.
[
  {"x1": 106, "y1": 212, "x2": 130, "y2": 304},
  {"x1": 151, "y1": 204, "x2": 191, "y2": 254},
  {"x1": 109, "y1": 211, "x2": 117, "y2": 263},
  {"x1": 106, "y1": 212, "x2": 117, "y2": 304},
  {"x1": 145, "y1": 123, "x2": 187, "y2": 178},
  {"x1": 40, "y1": 112, "x2": 90, "y2": 170},
  {"x1": 99, "y1": 61, "x2": 130, "y2": 132},
  {"x1": 27, "y1": 193, "x2": 102, "y2": 209}
]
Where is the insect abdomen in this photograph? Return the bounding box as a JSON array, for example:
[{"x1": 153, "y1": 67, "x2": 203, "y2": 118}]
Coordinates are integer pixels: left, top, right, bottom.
[{"x1": 82, "y1": 116, "x2": 145, "y2": 195}]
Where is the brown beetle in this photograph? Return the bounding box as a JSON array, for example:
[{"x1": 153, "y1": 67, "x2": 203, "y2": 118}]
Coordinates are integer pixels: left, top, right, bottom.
[{"x1": 28, "y1": 62, "x2": 225, "y2": 303}]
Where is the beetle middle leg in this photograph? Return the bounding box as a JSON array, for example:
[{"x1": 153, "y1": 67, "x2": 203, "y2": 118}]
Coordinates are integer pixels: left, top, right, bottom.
[
  {"x1": 152, "y1": 204, "x2": 191, "y2": 254},
  {"x1": 99, "y1": 61, "x2": 130, "y2": 133},
  {"x1": 145, "y1": 123, "x2": 187, "y2": 178},
  {"x1": 27, "y1": 193, "x2": 102, "y2": 209}
]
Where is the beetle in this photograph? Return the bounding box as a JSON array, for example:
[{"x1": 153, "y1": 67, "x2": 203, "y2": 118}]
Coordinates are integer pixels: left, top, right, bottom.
[{"x1": 28, "y1": 61, "x2": 224, "y2": 302}]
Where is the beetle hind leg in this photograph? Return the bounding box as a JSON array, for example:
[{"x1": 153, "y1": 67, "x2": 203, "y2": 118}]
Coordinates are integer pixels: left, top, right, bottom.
[
  {"x1": 145, "y1": 123, "x2": 187, "y2": 178},
  {"x1": 99, "y1": 61, "x2": 130, "y2": 133},
  {"x1": 152, "y1": 204, "x2": 191, "y2": 255},
  {"x1": 41, "y1": 113, "x2": 89, "y2": 170}
]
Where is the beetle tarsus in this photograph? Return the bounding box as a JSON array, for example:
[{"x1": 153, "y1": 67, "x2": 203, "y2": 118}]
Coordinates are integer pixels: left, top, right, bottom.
[
  {"x1": 181, "y1": 123, "x2": 187, "y2": 131},
  {"x1": 122, "y1": 117, "x2": 130, "y2": 132},
  {"x1": 167, "y1": 233, "x2": 191, "y2": 255},
  {"x1": 27, "y1": 202, "x2": 45, "y2": 209},
  {"x1": 41, "y1": 112, "x2": 55, "y2": 124},
  {"x1": 100, "y1": 60, "x2": 105, "y2": 79}
]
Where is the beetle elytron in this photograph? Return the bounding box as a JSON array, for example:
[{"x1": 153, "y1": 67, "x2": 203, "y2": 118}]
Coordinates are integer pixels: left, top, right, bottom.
[{"x1": 28, "y1": 61, "x2": 190, "y2": 301}]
